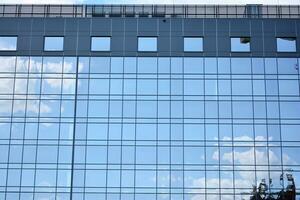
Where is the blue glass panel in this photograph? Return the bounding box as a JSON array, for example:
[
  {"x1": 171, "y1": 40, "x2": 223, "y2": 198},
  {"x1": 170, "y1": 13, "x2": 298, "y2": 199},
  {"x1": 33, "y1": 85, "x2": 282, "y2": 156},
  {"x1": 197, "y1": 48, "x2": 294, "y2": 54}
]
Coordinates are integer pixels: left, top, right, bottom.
[
  {"x1": 85, "y1": 170, "x2": 106, "y2": 187},
  {"x1": 90, "y1": 57, "x2": 110, "y2": 73},
  {"x1": 231, "y1": 58, "x2": 251, "y2": 74},
  {"x1": 277, "y1": 58, "x2": 298, "y2": 74},
  {"x1": 281, "y1": 125, "x2": 300, "y2": 141},
  {"x1": 86, "y1": 146, "x2": 107, "y2": 163},
  {"x1": 138, "y1": 57, "x2": 157, "y2": 73},
  {"x1": 184, "y1": 58, "x2": 203, "y2": 73},
  {"x1": 136, "y1": 146, "x2": 156, "y2": 164},
  {"x1": 280, "y1": 102, "x2": 300, "y2": 118},
  {"x1": 279, "y1": 80, "x2": 299, "y2": 95},
  {"x1": 135, "y1": 170, "x2": 156, "y2": 187}
]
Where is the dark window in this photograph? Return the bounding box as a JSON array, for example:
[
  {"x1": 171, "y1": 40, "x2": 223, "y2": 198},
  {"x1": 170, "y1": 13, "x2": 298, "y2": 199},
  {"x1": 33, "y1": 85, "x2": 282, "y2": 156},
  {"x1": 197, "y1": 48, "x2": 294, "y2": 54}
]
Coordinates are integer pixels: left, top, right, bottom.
[
  {"x1": 0, "y1": 36, "x2": 17, "y2": 51},
  {"x1": 44, "y1": 36, "x2": 64, "y2": 51},
  {"x1": 138, "y1": 37, "x2": 157, "y2": 52},
  {"x1": 184, "y1": 37, "x2": 203, "y2": 52},
  {"x1": 231, "y1": 37, "x2": 250, "y2": 52},
  {"x1": 277, "y1": 37, "x2": 296, "y2": 52},
  {"x1": 91, "y1": 37, "x2": 111, "y2": 51}
]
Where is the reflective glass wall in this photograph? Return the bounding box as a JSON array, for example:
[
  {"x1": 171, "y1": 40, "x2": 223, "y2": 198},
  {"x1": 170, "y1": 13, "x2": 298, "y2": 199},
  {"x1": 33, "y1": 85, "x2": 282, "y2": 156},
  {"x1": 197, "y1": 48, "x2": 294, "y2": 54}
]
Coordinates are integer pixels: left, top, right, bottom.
[{"x1": 0, "y1": 56, "x2": 300, "y2": 200}]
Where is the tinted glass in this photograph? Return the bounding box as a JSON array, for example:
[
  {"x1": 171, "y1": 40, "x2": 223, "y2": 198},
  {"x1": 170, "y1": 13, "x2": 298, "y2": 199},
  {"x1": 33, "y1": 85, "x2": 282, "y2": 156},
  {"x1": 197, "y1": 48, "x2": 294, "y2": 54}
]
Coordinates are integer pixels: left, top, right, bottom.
[
  {"x1": 44, "y1": 36, "x2": 64, "y2": 51},
  {"x1": 231, "y1": 37, "x2": 250, "y2": 52},
  {"x1": 91, "y1": 37, "x2": 111, "y2": 51},
  {"x1": 0, "y1": 36, "x2": 17, "y2": 51},
  {"x1": 277, "y1": 37, "x2": 296, "y2": 52},
  {"x1": 138, "y1": 37, "x2": 157, "y2": 52},
  {"x1": 1, "y1": 55, "x2": 300, "y2": 200},
  {"x1": 184, "y1": 37, "x2": 203, "y2": 52}
]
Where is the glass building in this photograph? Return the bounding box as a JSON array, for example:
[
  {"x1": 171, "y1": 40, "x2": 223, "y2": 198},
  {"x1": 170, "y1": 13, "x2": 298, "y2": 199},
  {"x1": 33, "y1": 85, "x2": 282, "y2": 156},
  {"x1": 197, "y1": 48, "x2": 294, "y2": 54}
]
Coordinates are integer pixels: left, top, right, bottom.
[{"x1": 0, "y1": 4, "x2": 300, "y2": 200}]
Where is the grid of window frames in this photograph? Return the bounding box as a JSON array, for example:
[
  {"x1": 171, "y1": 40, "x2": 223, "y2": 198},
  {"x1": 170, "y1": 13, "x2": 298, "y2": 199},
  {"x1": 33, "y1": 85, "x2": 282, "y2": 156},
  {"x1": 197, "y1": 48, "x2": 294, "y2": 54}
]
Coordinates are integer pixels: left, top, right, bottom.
[{"x1": 0, "y1": 56, "x2": 300, "y2": 200}]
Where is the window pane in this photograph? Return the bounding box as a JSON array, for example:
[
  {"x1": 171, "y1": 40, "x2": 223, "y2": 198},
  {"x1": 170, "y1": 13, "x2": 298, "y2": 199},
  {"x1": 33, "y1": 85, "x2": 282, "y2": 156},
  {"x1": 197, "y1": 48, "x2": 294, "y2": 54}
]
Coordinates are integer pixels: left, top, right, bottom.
[
  {"x1": 0, "y1": 36, "x2": 17, "y2": 51},
  {"x1": 231, "y1": 37, "x2": 250, "y2": 52},
  {"x1": 91, "y1": 37, "x2": 110, "y2": 51},
  {"x1": 277, "y1": 37, "x2": 296, "y2": 52},
  {"x1": 184, "y1": 37, "x2": 203, "y2": 52},
  {"x1": 138, "y1": 37, "x2": 157, "y2": 52},
  {"x1": 44, "y1": 36, "x2": 64, "y2": 51}
]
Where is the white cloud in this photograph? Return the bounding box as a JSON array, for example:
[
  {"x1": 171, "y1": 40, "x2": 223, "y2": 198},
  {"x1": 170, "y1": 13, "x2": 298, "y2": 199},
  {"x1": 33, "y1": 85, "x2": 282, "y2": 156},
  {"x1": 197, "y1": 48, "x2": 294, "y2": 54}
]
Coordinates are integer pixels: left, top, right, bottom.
[{"x1": 0, "y1": 57, "x2": 43, "y2": 114}]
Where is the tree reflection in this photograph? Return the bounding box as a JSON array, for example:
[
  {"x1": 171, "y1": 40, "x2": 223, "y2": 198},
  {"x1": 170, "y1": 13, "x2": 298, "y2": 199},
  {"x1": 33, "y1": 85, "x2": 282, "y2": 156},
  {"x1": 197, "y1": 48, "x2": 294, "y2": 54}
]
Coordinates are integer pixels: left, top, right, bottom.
[{"x1": 249, "y1": 171, "x2": 296, "y2": 200}]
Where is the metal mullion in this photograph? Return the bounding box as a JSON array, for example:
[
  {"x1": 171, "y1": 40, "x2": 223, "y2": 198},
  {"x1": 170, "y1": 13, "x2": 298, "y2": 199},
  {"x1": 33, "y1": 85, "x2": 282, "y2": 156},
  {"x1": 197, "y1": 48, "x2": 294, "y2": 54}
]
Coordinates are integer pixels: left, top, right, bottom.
[
  {"x1": 182, "y1": 58, "x2": 186, "y2": 200},
  {"x1": 18, "y1": 56, "x2": 31, "y2": 200},
  {"x1": 133, "y1": 56, "x2": 138, "y2": 200},
  {"x1": 83, "y1": 57, "x2": 91, "y2": 199},
  {"x1": 250, "y1": 56, "x2": 258, "y2": 189},
  {"x1": 203, "y1": 57, "x2": 208, "y2": 200},
  {"x1": 168, "y1": 50, "x2": 172, "y2": 200},
  {"x1": 32, "y1": 56, "x2": 44, "y2": 200},
  {"x1": 4, "y1": 55, "x2": 17, "y2": 200},
  {"x1": 168, "y1": 55, "x2": 172, "y2": 200},
  {"x1": 229, "y1": 57, "x2": 236, "y2": 198},
  {"x1": 155, "y1": 18, "x2": 159, "y2": 200},
  {"x1": 54, "y1": 57, "x2": 65, "y2": 200},
  {"x1": 119, "y1": 56, "x2": 125, "y2": 200},
  {"x1": 216, "y1": 18, "x2": 222, "y2": 200},
  {"x1": 118, "y1": 17, "x2": 126, "y2": 200},
  {"x1": 104, "y1": 55, "x2": 112, "y2": 200},
  {"x1": 275, "y1": 58, "x2": 285, "y2": 190}
]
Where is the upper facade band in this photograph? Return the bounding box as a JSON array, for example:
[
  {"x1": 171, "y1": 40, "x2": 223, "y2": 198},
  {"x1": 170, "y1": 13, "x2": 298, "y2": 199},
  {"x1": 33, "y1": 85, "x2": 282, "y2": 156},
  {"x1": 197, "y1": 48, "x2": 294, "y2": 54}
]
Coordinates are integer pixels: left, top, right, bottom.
[{"x1": 0, "y1": 4, "x2": 300, "y2": 18}]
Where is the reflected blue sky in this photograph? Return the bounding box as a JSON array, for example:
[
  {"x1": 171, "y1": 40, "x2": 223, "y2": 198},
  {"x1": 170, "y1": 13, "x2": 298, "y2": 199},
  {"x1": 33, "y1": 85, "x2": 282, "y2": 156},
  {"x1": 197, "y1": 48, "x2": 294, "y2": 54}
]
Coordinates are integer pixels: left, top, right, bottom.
[{"x1": 0, "y1": 56, "x2": 300, "y2": 199}]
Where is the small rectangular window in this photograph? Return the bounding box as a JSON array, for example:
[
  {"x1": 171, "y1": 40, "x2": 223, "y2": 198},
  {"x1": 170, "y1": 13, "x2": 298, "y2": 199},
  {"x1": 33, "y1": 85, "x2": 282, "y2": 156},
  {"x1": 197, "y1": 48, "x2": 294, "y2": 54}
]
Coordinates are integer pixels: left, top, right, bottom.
[
  {"x1": 138, "y1": 37, "x2": 157, "y2": 52},
  {"x1": 0, "y1": 36, "x2": 17, "y2": 51},
  {"x1": 91, "y1": 37, "x2": 111, "y2": 51},
  {"x1": 184, "y1": 37, "x2": 203, "y2": 52},
  {"x1": 231, "y1": 37, "x2": 250, "y2": 52},
  {"x1": 277, "y1": 37, "x2": 296, "y2": 52},
  {"x1": 44, "y1": 36, "x2": 64, "y2": 51}
]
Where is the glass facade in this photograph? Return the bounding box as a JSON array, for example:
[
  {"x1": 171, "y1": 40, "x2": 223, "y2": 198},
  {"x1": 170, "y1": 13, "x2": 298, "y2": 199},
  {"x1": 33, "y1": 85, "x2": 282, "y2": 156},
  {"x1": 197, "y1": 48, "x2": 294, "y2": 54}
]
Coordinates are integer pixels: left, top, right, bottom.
[{"x1": 0, "y1": 56, "x2": 299, "y2": 199}]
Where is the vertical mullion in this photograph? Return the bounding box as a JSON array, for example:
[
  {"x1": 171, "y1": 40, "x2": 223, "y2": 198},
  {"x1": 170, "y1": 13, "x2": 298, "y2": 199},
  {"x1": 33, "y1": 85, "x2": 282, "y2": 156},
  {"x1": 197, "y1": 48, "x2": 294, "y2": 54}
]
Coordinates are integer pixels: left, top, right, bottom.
[
  {"x1": 4, "y1": 56, "x2": 17, "y2": 200},
  {"x1": 119, "y1": 18, "x2": 126, "y2": 200},
  {"x1": 105, "y1": 56, "x2": 112, "y2": 200},
  {"x1": 55, "y1": 57, "x2": 64, "y2": 200},
  {"x1": 32, "y1": 56, "x2": 44, "y2": 200},
  {"x1": 69, "y1": 14, "x2": 80, "y2": 200},
  {"x1": 18, "y1": 57, "x2": 31, "y2": 200}
]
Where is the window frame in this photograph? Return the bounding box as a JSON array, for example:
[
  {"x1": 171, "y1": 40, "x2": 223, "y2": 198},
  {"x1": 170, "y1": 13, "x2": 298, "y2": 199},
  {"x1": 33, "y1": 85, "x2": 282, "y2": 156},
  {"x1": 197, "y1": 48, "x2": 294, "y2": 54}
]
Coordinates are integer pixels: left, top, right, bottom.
[
  {"x1": 91, "y1": 36, "x2": 111, "y2": 52},
  {"x1": 183, "y1": 36, "x2": 203, "y2": 52},
  {"x1": 43, "y1": 36, "x2": 64, "y2": 52},
  {"x1": 137, "y1": 36, "x2": 158, "y2": 52},
  {"x1": 276, "y1": 37, "x2": 297, "y2": 52},
  {"x1": 230, "y1": 37, "x2": 251, "y2": 52},
  {"x1": 0, "y1": 36, "x2": 18, "y2": 51}
]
